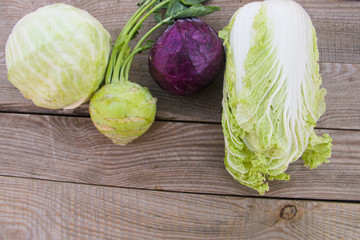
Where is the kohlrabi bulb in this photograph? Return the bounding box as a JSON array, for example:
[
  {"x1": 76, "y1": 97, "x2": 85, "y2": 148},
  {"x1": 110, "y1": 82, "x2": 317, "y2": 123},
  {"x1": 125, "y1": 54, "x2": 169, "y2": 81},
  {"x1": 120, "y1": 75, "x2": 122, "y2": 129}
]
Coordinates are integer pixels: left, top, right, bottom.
[
  {"x1": 89, "y1": 82, "x2": 157, "y2": 145},
  {"x1": 5, "y1": 3, "x2": 111, "y2": 109}
]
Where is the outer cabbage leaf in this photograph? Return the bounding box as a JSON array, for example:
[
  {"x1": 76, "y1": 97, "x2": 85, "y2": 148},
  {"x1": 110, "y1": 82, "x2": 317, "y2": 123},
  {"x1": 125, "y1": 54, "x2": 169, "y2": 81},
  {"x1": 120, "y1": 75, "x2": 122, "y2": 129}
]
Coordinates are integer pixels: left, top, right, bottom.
[
  {"x1": 6, "y1": 4, "x2": 111, "y2": 109},
  {"x1": 220, "y1": 0, "x2": 332, "y2": 194}
]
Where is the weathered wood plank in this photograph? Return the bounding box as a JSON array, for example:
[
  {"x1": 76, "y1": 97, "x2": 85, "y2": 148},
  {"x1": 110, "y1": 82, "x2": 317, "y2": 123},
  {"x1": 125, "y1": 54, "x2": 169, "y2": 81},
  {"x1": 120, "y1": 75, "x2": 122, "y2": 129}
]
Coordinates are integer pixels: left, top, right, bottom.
[
  {"x1": 0, "y1": 175, "x2": 359, "y2": 240},
  {"x1": 0, "y1": 112, "x2": 359, "y2": 201}
]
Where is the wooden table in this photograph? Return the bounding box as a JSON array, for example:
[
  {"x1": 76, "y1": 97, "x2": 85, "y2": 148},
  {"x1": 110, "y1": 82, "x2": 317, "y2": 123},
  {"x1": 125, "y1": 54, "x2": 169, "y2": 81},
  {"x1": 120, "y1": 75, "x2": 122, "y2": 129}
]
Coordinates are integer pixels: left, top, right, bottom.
[{"x1": 1, "y1": 0, "x2": 359, "y2": 239}]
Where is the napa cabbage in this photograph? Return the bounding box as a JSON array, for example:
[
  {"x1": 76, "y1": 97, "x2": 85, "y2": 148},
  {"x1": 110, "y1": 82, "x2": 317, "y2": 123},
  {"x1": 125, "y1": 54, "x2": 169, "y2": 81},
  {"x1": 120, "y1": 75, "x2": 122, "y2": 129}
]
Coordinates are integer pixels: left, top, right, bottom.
[{"x1": 220, "y1": 0, "x2": 332, "y2": 194}]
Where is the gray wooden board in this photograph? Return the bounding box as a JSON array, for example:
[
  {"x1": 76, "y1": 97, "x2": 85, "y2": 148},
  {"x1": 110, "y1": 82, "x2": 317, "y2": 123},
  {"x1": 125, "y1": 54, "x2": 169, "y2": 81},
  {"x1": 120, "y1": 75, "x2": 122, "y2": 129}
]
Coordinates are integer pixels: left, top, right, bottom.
[
  {"x1": 0, "y1": 175, "x2": 359, "y2": 240},
  {"x1": 0, "y1": 112, "x2": 359, "y2": 201}
]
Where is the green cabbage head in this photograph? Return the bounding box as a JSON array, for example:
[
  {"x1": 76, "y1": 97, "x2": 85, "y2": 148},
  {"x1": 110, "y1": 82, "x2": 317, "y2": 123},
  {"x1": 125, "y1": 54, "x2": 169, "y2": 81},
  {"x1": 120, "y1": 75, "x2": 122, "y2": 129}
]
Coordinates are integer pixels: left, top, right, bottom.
[
  {"x1": 220, "y1": 0, "x2": 332, "y2": 194},
  {"x1": 5, "y1": 3, "x2": 111, "y2": 109}
]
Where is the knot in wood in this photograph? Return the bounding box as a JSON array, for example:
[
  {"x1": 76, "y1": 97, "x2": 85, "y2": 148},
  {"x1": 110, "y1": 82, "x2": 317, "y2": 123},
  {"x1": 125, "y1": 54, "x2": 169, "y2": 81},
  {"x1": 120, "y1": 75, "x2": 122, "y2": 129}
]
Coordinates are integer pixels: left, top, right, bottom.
[{"x1": 280, "y1": 204, "x2": 297, "y2": 220}]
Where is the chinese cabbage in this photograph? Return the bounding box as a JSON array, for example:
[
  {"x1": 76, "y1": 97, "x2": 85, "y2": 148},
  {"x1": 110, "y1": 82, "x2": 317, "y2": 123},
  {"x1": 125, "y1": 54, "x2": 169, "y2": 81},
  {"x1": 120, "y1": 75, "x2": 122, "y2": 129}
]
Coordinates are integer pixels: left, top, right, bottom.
[{"x1": 220, "y1": 0, "x2": 332, "y2": 194}]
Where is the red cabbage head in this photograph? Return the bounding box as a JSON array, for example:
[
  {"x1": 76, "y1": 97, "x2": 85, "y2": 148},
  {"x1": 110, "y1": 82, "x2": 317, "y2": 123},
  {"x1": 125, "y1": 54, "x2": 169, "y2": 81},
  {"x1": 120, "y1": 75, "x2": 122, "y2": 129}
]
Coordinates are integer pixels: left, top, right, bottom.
[{"x1": 149, "y1": 18, "x2": 225, "y2": 96}]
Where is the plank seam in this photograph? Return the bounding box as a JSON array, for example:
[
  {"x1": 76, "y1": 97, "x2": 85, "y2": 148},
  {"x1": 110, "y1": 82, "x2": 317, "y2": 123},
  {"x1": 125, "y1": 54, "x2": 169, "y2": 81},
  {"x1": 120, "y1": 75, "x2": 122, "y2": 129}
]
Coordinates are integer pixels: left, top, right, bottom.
[
  {"x1": 0, "y1": 174, "x2": 359, "y2": 204},
  {"x1": 0, "y1": 111, "x2": 359, "y2": 131}
]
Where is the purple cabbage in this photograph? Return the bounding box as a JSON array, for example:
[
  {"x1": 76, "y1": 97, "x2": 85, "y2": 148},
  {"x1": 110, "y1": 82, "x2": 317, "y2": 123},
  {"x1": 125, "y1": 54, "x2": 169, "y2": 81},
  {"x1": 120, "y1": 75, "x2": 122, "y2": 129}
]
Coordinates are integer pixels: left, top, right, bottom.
[{"x1": 149, "y1": 18, "x2": 225, "y2": 96}]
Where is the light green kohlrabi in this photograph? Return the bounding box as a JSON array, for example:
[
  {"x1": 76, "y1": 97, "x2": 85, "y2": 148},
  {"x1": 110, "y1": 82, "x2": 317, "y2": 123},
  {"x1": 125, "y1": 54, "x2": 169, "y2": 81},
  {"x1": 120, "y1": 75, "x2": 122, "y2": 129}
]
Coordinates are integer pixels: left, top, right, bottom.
[
  {"x1": 90, "y1": 81, "x2": 156, "y2": 145},
  {"x1": 6, "y1": 3, "x2": 111, "y2": 109},
  {"x1": 219, "y1": 0, "x2": 332, "y2": 194}
]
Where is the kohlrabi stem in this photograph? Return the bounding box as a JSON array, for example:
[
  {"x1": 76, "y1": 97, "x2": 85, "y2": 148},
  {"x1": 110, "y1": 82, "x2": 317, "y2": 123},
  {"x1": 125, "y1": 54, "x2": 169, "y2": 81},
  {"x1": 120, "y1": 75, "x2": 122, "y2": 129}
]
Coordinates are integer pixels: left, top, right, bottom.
[
  {"x1": 112, "y1": 0, "x2": 161, "y2": 83},
  {"x1": 105, "y1": 39, "x2": 124, "y2": 84},
  {"x1": 113, "y1": 0, "x2": 170, "y2": 84},
  {"x1": 120, "y1": 17, "x2": 171, "y2": 82},
  {"x1": 105, "y1": 0, "x2": 155, "y2": 84},
  {"x1": 116, "y1": 0, "x2": 152, "y2": 42}
]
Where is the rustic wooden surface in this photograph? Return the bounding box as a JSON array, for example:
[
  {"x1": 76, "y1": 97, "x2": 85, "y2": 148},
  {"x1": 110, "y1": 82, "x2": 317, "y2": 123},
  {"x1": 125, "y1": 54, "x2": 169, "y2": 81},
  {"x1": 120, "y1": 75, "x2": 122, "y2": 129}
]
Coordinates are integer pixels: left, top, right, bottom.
[
  {"x1": 1, "y1": 176, "x2": 359, "y2": 240},
  {"x1": 1, "y1": 112, "x2": 360, "y2": 202},
  {"x1": 0, "y1": 0, "x2": 359, "y2": 239}
]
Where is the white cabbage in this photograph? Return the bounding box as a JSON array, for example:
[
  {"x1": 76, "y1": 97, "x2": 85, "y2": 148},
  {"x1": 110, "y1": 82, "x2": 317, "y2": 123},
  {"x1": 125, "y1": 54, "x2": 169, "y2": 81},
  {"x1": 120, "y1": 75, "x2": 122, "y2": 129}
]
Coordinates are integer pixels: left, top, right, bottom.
[{"x1": 6, "y1": 4, "x2": 111, "y2": 109}]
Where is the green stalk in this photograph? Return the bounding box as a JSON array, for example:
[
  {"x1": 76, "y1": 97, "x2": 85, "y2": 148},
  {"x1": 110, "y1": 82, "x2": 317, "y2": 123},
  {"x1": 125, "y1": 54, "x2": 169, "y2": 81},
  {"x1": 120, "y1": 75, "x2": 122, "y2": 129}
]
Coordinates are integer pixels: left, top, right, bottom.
[
  {"x1": 115, "y1": 0, "x2": 152, "y2": 42},
  {"x1": 120, "y1": 17, "x2": 171, "y2": 82},
  {"x1": 111, "y1": 0, "x2": 162, "y2": 83},
  {"x1": 105, "y1": 0, "x2": 155, "y2": 84},
  {"x1": 104, "y1": 39, "x2": 124, "y2": 84},
  {"x1": 112, "y1": 0, "x2": 170, "y2": 83}
]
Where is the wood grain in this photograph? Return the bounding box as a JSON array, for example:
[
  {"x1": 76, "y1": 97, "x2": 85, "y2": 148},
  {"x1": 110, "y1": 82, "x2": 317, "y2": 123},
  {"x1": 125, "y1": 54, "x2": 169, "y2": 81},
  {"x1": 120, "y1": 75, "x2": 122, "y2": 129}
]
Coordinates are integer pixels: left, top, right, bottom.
[
  {"x1": 0, "y1": 112, "x2": 359, "y2": 201},
  {"x1": 0, "y1": 175, "x2": 359, "y2": 240}
]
